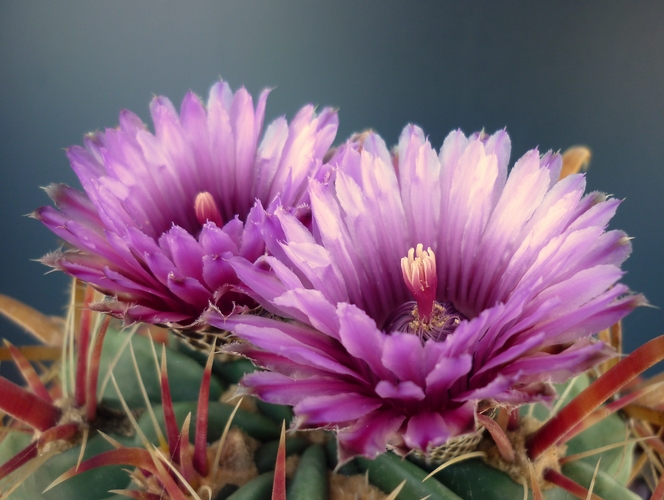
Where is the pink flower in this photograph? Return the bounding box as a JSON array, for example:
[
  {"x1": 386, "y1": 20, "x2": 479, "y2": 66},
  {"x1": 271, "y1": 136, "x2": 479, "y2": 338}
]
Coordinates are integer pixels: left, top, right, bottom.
[
  {"x1": 210, "y1": 127, "x2": 644, "y2": 460},
  {"x1": 36, "y1": 80, "x2": 338, "y2": 329}
]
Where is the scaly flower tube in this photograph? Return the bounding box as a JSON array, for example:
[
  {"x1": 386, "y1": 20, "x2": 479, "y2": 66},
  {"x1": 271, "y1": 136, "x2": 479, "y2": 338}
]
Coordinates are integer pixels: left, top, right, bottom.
[
  {"x1": 35, "y1": 80, "x2": 338, "y2": 331},
  {"x1": 209, "y1": 127, "x2": 645, "y2": 461}
]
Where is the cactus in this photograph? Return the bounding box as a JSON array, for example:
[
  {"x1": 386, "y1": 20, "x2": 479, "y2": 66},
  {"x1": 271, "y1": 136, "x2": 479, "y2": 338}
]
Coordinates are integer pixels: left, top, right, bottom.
[
  {"x1": 1, "y1": 284, "x2": 663, "y2": 499},
  {"x1": 3, "y1": 80, "x2": 662, "y2": 499}
]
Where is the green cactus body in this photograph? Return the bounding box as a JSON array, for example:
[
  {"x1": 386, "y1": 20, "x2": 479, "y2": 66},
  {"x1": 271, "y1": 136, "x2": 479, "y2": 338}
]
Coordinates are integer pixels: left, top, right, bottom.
[
  {"x1": 333, "y1": 372, "x2": 642, "y2": 499},
  {"x1": 0, "y1": 432, "x2": 132, "y2": 500},
  {"x1": 0, "y1": 322, "x2": 653, "y2": 499}
]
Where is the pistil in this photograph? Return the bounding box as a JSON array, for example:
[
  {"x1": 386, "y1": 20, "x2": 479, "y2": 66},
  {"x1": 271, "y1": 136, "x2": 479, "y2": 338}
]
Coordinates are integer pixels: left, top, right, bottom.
[
  {"x1": 401, "y1": 244, "x2": 437, "y2": 320},
  {"x1": 194, "y1": 192, "x2": 224, "y2": 227}
]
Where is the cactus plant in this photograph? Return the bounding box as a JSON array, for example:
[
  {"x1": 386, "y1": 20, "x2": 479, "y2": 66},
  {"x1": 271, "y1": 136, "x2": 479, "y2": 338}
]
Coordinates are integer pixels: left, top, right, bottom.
[
  {"x1": 1, "y1": 289, "x2": 663, "y2": 499},
  {"x1": 2, "y1": 80, "x2": 663, "y2": 499}
]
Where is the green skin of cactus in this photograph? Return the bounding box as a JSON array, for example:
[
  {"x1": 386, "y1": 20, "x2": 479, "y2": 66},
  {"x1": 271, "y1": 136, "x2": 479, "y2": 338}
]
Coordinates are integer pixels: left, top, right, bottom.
[
  {"x1": 404, "y1": 373, "x2": 639, "y2": 500},
  {"x1": 0, "y1": 328, "x2": 640, "y2": 500}
]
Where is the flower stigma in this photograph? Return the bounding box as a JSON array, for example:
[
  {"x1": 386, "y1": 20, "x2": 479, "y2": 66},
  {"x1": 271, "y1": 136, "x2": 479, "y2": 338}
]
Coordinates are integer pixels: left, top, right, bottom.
[
  {"x1": 401, "y1": 244, "x2": 437, "y2": 319},
  {"x1": 194, "y1": 191, "x2": 224, "y2": 227},
  {"x1": 384, "y1": 244, "x2": 464, "y2": 342}
]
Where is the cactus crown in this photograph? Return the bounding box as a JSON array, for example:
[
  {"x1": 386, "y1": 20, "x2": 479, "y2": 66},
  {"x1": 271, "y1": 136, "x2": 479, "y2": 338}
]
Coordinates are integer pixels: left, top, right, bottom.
[{"x1": 1, "y1": 82, "x2": 661, "y2": 499}]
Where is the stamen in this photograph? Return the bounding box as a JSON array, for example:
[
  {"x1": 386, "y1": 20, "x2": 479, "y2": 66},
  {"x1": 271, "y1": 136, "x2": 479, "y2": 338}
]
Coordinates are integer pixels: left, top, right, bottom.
[
  {"x1": 194, "y1": 192, "x2": 224, "y2": 227},
  {"x1": 383, "y1": 300, "x2": 463, "y2": 342},
  {"x1": 386, "y1": 244, "x2": 464, "y2": 342},
  {"x1": 401, "y1": 244, "x2": 437, "y2": 320}
]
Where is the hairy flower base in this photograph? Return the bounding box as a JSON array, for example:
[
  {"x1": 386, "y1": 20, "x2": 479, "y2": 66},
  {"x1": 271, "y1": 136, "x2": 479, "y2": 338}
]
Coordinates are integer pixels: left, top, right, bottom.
[{"x1": 480, "y1": 416, "x2": 566, "y2": 489}]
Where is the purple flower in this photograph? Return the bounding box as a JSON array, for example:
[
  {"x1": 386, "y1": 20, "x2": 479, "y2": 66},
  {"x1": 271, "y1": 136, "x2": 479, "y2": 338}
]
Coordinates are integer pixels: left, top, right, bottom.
[
  {"x1": 209, "y1": 127, "x2": 645, "y2": 460},
  {"x1": 35, "y1": 80, "x2": 338, "y2": 328}
]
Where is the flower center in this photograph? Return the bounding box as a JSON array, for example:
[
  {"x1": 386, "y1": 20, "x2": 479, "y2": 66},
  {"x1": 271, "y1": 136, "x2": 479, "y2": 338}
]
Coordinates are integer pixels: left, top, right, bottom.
[
  {"x1": 401, "y1": 244, "x2": 438, "y2": 320},
  {"x1": 194, "y1": 192, "x2": 224, "y2": 227},
  {"x1": 383, "y1": 245, "x2": 464, "y2": 342}
]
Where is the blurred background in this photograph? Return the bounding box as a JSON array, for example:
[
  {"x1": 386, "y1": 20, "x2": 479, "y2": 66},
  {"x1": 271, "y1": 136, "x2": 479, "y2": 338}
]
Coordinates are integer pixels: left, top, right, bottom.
[{"x1": 1, "y1": 1, "x2": 663, "y2": 379}]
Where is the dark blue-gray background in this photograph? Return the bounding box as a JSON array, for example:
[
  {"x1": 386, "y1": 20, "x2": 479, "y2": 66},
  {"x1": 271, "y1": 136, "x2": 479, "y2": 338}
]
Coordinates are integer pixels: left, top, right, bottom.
[{"x1": 1, "y1": 2, "x2": 663, "y2": 379}]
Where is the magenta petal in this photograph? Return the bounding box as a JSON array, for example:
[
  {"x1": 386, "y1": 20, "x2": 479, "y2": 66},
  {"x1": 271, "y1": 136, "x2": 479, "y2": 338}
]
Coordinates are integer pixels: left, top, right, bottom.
[
  {"x1": 539, "y1": 150, "x2": 563, "y2": 183},
  {"x1": 473, "y1": 332, "x2": 546, "y2": 379},
  {"x1": 229, "y1": 256, "x2": 290, "y2": 305},
  {"x1": 66, "y1": 145, "x2": 104, "y2": 191},
  {"x1": 199, "y1": 222, "x2": 240, "y2": 255},
  {"x1": 254, "y1": 88, "x2": 270, "y2": 140},
  {"x1": 255, "y1": 117, "x2": 289, "y2": 201},
  {"x1": 225, "y1": 344, "x2": 339, "y2": 380},
  {"x1": 455, "y1": 374, "x2": 516, "y2": 402},
  {"x1": 102, "y1": 267, "x2": 176, "y2": 305},
  {"x1": 259, "y1": 103, "x2": 339, "y2": 205},
  {"x1": 239, "y1": 203, "x2": 265, "y2": 261},
  {"x1": 312, "y1": 107, "x2": 339, "y2": 159},
  {"x1": 375, "y1": 381, "x2": 425, "y2": 401},
  {"x1": 500, "y1": 339, "x2": 612, "y2": 382},
  {"x1": 181, "y1": 96, "x2": 214, "y2": 192},
  {"x1": 41, "y1": 217, "x2": 115, "y2": 263},
  {"x1": 441, "y1": 402, "x2": 477, "y2": 439},
  {"x1": 231, "y1": 88, "x2": 258, "y2": 213},
  {"x1": 43, "y1": 183, "x2": 104, "y2": 226},
  {"x1": 295, "y1": 393, "x2": 381, "y2": 425},
  {"x1": 308, "y1": 180, "x2": 364, "y2": 303},
  {"x1": 337, "y1": 410, "x2": 406, "y2": 462},
  {"x1": 241, "y1": 371, "x2": 361, "y2": 406},
  {"x1": 481, "y1": 129, "x2": 511, "y2": 191},
  {"x1": 525, "y1": 264, "x2": 625, "y2": 318},
  {"x1": 143, "y1": 251, "x2": 177, "y2": 286},
  {"x1": 468, "y1": 149, "x2": 554, "y2": 311},
  {"x1": 273, "y1": 289, "x2": 340, "y2": 339},
  {"x1": 568, "y1": 195, "x2": 620, "y2": 233},
  {"x1": 228, "y1": 320, "x2": 360, "y2": 380},
  {"x1": 280, "y1": 240, "x2": 348, "y2": 304},
  {"x1": 263, "y1": 255, "x2": 306, "y2": 291},
  {"x1": 160, "y1": 226, "x2": 206, "y2": 285},
  {"x1": 201, "y1": 254, "x2": 236, "y2": 291},
  {"x1": 403, "y1": 404, "x2": 475, "y2": 451},
  {"x1": 224, "y1": 314, "x2": 340, "y2": 354},
  {"x1": 397, "y1": 126, "x2": 441, "y2": 250},
  {"x1": 403, "y1": 412, "x2": 452, "y2": 451},
  {"x1": 425, "y1": 354, "x2": 472, "y2": 396},
  {"x1": 337, "y1": 303, "x2": 393, "y2": 380},
  {"x1": 105, "y1": 232, "x2": 164, "y2": 286},
  {"x1": 442, "y1": 140, "x2": 501, "y2": 309},
  {"x1": 97, "y1": 301, "x2": 192, "y2": 325},
  {"x1": 41, "y1": 251, "x2": 108, "y2": 287},
  {"x1": 381, "y1": 334, "x2": 427, "y2": 386},
  {"x1": 166, "y1": 274, "x2": 210, "y2": 308},
  {"x1": 530, "y1": 285, "x2": 641, "y2": 345}
]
